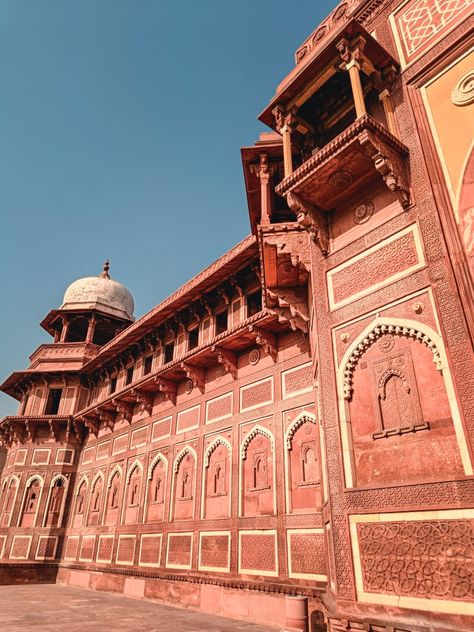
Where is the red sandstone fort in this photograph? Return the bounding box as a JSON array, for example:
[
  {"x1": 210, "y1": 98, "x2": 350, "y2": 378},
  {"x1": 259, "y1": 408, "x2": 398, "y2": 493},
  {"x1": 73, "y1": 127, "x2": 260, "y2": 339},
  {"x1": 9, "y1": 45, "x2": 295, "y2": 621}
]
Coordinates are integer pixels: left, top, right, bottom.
[{"x1": 0, "y1": 1, "x2": 473, "y2": 630}]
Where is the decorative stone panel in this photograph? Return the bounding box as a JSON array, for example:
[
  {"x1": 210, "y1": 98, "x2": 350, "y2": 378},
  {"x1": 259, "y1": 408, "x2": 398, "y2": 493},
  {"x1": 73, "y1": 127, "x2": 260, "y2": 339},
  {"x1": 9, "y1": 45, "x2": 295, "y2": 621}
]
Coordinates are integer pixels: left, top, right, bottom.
[
  {"x1": 198, "y1": 531, "x2": 230, "y2": 572},
  {"x1": 32, "y1": 449, "x2": 50, "y2": 466},
  {"x1": 131, "y1": 426, "x2": 148, "y2": 449},
  {"x1": 35, "y1": 536, "x2": 58, "y2": 561},
  {"x1": 152, "y1": 416, "x2": 172, "y2": 442},
  {"x1": 116, "y1": 535, "x2": 135, "y2": 566},
  {"x1": 14, "y1": 450, "x2": 27, "y2": 466},
  {"x1": 282, "y1": 362, "x2": 313, "y2": 399},
  {"x1": 56, "y1": 449, "x2": 74, "y2": 465},
  {"x1": 350, "y1": 510, "x2": 474, "y2": 614},
  {"x1": 240, "y1": 377, "x2": 274, "y2": 413},
  {"x1": 389, "y1": 0, "x2": 473, "y2": 67},
  {"x1": 112, "y1": 434, "x2": 128, "y2": 455},
  {"x1": 96, "y1": 441, "x2": 110, "y2": 461},
  {"x1": 176, "y1": 405, "x2": 200, "y2": 433},
  {"x1": 96, "y1": 535, "x2": 114, "y2": 564},
  {"x1": 0, "y1": 534, "x2": 6, "y2": 559},
  {"x1": 82, "y1": 446, "x2": 95, "y2": 465},
  {"x1": 10, "y1": 535, "x2": 32, "y2": 560},
  {"x1": 206, "y1": 392, "x2": 233, "y2": 424},
  {"x1": 79, "y1": 535, "x2": 95, "y2": 562},
  {"x1": 64, "y1": 536, "x2": 80, "y2": 561},
  {"x1": 139, "y1": 533, "x2": 162, "y2": 567},
  {"x1": 166, "y1": 532, "x2": 193, "y2": 569},
  {"x1": 287, "y1": 529, "x2": 327, "y2": 580},
  {"x1": 238, "y1": 530, "x2": 278, "y2": 577},
  {"x1": 327, "y1": 225, "x2": 425, "y2": 310}
]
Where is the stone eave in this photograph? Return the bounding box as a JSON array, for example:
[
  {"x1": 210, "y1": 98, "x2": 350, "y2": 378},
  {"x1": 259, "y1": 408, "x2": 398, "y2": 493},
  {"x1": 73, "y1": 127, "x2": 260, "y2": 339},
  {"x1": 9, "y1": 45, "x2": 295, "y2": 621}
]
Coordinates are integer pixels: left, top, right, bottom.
[{"x1": 82, "y1": 234, "x2": 258, "y2": 371}]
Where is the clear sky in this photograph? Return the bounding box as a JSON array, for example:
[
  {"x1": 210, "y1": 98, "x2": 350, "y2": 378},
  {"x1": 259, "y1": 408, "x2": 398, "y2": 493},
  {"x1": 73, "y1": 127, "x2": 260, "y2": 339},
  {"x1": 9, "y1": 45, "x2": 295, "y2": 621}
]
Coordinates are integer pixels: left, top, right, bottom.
[{"x1": 0, "y1": 0, "x2": 335, "y2": 416}]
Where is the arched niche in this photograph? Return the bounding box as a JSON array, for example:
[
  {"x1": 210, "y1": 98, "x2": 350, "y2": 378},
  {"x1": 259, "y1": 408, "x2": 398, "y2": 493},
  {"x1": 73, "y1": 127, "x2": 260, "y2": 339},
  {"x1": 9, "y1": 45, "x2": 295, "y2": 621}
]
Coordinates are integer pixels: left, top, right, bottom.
[
  {"x1": 1, "y1": 475, "x2": 19, "y2": 527},
  {"x1": 337, "y1": 317, "x2": 472, "y2": 488},
  {"x1": 146, "y1": 453, "x2": 167, "y2": 523},
  {"x1": 72, "y1": 476, "x2": 88, "y2": 527},
  {"x1": 44, "y1": 475, "x2": 68, "y2": 528},
  {"x1": 285, "y1": 412, "x2": 322, "y2": 514},
  {"x1": 104, "y1": 466, "x2": 123, "y2": 526},
  {"x1": 171, "y1": 447, "x2": 196, "y2": 521},
  {"x1": 203, "y1": 437, "x2": 231, "y2": 519},
  {"x1": 19, "y1": 475, "x2": 44, "y2": 528},
  {"x1": 123, "y1": 461, "x2": 143, "y2": 525},
  {"x1": 240, "y1": 426, "x2": 275, "y2": 517},
  {"x1": 87, "y1": 472, "x2": 104, "y2": 526}
]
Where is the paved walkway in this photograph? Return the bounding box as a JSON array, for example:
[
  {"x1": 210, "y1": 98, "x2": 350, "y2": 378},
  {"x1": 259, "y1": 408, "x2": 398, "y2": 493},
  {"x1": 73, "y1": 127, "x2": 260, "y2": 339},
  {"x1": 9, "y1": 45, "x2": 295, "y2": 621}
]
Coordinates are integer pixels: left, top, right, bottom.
[{"x1": 0, "y1": 584, "x2": 279, "y2": 631}]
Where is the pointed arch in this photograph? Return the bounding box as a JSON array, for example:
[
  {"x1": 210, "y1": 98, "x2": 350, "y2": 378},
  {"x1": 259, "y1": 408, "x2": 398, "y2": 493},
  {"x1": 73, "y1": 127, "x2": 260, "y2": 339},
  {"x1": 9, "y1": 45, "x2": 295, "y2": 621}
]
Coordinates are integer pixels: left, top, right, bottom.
[
  {"x1": 126, "y1": 460, "x2": 143, "y2": 484},
  {"x1": 173, "y1": 446, "x2": 197, "y2": 474},
  {"x1": 18, "y1": 474, "x2": 44, "y2": 527},
  {"x1": 43, "y1": 474, "x2": 69, "y2": 528},
  {"x1": 148, "y1": 453, "x2": 168, "y2": 480},
  {"x1": 107, "y1": 464, "x2": 123, "y2": 488},
  {"x1": 336, "y1": 315, "x2": 472, "y2": 486},
  {"x1": 204, "y1": 436, "x2": 232, "y2": 467},
  {"x1": 240, "y1": 425, "x2": 274, "y2": 460},
  {"x1": 285, "y1": 410, "x2": 318, "y2": 449},
  {"x1": 75, "y1": 474, "x2": 89, "y2": 494}
]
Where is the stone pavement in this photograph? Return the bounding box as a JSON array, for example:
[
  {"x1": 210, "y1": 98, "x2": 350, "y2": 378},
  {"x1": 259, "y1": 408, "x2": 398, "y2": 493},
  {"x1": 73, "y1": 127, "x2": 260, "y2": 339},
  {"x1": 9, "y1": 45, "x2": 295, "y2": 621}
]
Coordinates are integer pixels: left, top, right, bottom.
[{"x1": 0, "y1": 584, "x2": 280, "y2": 631}]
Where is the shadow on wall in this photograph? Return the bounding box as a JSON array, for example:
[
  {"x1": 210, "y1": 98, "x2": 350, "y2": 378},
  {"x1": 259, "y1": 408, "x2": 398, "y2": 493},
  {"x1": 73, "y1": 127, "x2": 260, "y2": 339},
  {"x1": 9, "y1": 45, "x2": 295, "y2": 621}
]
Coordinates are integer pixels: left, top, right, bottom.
[{"x1": 0, "y1": 447, "x2": 6, "y2": 477}]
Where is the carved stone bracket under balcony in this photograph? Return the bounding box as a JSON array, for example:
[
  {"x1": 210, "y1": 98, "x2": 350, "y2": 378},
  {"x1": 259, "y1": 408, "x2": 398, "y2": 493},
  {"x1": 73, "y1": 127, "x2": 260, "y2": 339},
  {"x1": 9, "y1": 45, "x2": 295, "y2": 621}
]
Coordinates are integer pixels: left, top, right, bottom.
[
  {"x1": 98, "y1": 410, "x2": 115, "y2": 431},
  {"x1": 113, "y1": 399, "x2": 134, "y2": 423},
  {"x1": 276, "y1": 114, "x2": 410, "y2": 212},
  {"x1": 131, "y1": 389, "x2": 154, "y2": 416},
  {"x1": 180, "y1": 362, "x2": 205, "y2": 394},
  {"x1": 153, "y1": 377, "x2": 177, "y2": 406},
  {"x1": 286, "y1": 192, "x2": 329, "y2": 255},
  {"x1": 249, "y1": 326, "x2": 278, "y2": 362},
  {"x1": 267, "y1": 288, "x2": 310, "y2": 335},
  {"x1": 211, "y1": 346, "x2": 238, "y2": 379}
]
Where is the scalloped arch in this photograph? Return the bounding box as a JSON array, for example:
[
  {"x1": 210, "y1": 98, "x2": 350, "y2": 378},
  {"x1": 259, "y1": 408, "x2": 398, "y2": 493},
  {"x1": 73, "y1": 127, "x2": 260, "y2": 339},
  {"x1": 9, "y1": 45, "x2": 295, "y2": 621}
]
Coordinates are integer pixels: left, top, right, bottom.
[
  {"x1": 50, "y1": 474, "x2": 68, "y2": 488},
  {"x1": 107, "y1": 464, "x2": 123, "y2": 488},
  {"x1": 173, "y1": 446, "x2": 197, "y2": 474},
  {"x1": 126, "y1": 460, "x2": 143, "y2": 484},
  {"x1": 204, "y1": 436, "x2": 232, "y2": 467},
  {"x1": 25, "y1": 474, "x2": 44, "y2": 488},
  {"x1": 285, "y1": 411, "x2": 318, "y2": 449},
  {"x1": 91, "y1": 471, "x2": 105, "y2": 490},
  {"x1": 240, "y1": 425, "x2": 274, "y2": 460},
  {"x1": 148, "y1": 452, "x2": 168, "y2": 480}
]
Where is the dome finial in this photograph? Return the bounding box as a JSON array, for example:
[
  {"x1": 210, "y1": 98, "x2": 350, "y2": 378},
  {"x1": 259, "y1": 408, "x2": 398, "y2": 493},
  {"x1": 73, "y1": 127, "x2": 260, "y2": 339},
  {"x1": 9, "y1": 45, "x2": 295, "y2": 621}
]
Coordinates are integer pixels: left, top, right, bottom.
[{"x1": 100, "y1": 259, "x2": 110, "y2": 279}]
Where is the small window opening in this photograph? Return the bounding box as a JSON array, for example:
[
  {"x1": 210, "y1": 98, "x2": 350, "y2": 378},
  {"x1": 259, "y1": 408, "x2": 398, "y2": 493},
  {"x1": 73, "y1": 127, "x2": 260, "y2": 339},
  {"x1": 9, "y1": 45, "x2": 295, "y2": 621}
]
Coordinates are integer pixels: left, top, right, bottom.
[
  {"x1": 44, "y1": 388, "x2": 62, "y2": 415},
  {"x1": 188, "y1": 327, "x2": 199, "y2": 351},
  {"x1": 109, "y1": 377, "x2": 117, "y2": 394},
  {"x1": 164, "y1": 342, "x2": 174, "y2": 364},
  {"x1": 215, "y1": 309, "x2": 228, "y2": 336},
  {"x1": 143, "y1": 355, "x2": 153, "y2": 375},
  {"x1": 247, "y1": 290, "x2": 262, "y2": 317},
  {"x1": 125, "y1": 366, "x2": 134, "y2": 386}
]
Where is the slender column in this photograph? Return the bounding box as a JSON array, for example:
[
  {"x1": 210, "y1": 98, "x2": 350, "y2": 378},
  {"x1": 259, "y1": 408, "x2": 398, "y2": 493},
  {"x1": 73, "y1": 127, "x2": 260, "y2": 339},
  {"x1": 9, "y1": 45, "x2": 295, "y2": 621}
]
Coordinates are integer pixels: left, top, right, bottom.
[
  {"x1": 251, "y1": 153, "x2": 276, "y2": 224},
  {"x1": 379, "y1": 89, "x2": 397, "y2": 136},
  {"x1": 59, "y1": 317, "x2": 70, "y2": 343},
  {"x1": 86, "y1": 315, "x2": 97, "y2": 344},
  {"x1": 273, "y1": 106, "x2": 295, "y2": 178},
  {"x1": 346, "y1": 60, "x2": 366, "y2": 118}
]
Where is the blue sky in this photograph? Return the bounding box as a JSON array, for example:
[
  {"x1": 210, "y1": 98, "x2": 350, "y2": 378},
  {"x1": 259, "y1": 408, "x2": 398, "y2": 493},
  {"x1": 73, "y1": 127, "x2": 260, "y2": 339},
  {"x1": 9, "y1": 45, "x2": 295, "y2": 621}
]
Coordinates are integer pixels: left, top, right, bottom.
[{"x1": 0, "y1": 0, "x2": 335, "y2": 416}]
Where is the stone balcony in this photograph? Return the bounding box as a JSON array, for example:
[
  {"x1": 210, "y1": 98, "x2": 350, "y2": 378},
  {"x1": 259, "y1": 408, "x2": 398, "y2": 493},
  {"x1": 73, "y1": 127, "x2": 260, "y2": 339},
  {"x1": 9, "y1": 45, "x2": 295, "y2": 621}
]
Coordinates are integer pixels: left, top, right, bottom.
[
  {"x1": 29, "y1": 343, "x2": 100, "y2": 371},
  {"x1": 275, "y1": 114, "x2": 410, "y2": 214}
]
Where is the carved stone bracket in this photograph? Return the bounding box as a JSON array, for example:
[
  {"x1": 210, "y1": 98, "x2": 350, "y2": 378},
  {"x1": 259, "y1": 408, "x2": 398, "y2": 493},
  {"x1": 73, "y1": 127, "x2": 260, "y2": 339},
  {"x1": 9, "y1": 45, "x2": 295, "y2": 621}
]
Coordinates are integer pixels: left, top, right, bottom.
[
  {"x1": 359, "y1": 130, "x2": 410, "y2": 209},
  {"x1": 98, "y1": 410, "x2": 115, "y2": 431},
  {"x1": 113, "y1": 399, "x2": 134, "y2": 423},
  {"x1": 154, "y1": 377, "x2": 177, "y2": 406},
  {"x1": 286, "y1": 192, "x2": 329, "y2": 255},
  {"x1": 180, "y1": 362, "x2": 205, "y2": 393},
  {"x1": 249, "y1": 325, "x2": 277, "y2": 362},
  {"x1": 80, "y1": 415, "x2": 99, "y2": 437},
  {"x1": 266, "y1": 289, "x2": 310, "y2": 335},
  {"x1": 131, "y1": 389, "x2": 154, "y2": 415},
  {"x1": 212, "y1": 346, "x2": 238, "y2": 379},
  {"x1": 48, "y1": 419, "x2": 61, "y2": 443}
]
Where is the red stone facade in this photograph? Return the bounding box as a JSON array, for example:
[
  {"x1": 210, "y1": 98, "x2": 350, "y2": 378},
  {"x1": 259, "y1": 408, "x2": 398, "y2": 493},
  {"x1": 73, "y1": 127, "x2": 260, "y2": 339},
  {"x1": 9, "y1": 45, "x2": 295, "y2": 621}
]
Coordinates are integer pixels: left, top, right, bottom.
[{"x1": 1, "y1": 1, "x2": 473, "y2": 630}]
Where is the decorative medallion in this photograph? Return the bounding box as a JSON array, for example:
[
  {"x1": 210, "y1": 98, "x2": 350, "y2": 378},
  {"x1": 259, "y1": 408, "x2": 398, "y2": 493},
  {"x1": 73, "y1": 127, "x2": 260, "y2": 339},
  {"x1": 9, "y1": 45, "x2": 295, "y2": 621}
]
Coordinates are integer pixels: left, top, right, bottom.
[
  {"x1": 412, "y1": 301, "x2": 424, "y2": 314},
  {"x1": 353, "y1": 200, "x2": 374, "y2": 225},
  {"x1": 249, "y1": 349, "x2": 260, "y2": 366},
  {"x1": 312, "y1": 26, "x2": 327, "y2": 45},
  {"x1": 296, "y1": 46, "x2": 308, "y2": 62},
  {"x1": 451, "y1": 70, "x2": 474, "y2": 107},
  {"x1": 340, "y1": 332, "x2": 350, "y2": 343},
  {"x1": 332, "y1": 3, "x2": 348, "y2": 22},
  {"x1": 304, "y1": 425, "x2": 312, "y2": 435},
  {"x1": 378, "y1": 335, "x2": 395, "y2": 353},
  {"x1": 329, "y1": 170, "x2": 353, "y2": 190},
  {"x1": 184, "y1": 379, "x2": 194, "y2": 394}
]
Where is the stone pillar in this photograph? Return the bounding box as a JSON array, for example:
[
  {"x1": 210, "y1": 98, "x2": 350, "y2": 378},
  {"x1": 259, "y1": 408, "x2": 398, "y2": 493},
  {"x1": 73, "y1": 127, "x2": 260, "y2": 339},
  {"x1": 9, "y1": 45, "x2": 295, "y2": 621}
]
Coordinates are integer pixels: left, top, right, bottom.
[
  {"x1": 281, "y1": 595, "x2": 308, "y2": 632},
  {"x1": 273, "y1": 107, "x2": 295, "y2": 178},
  {"x1": 379, "y1": 88, "x2": 398, "y2": 138},
  {"x1": 60, "y1": 317, "x2": 70, "y2": 343},
  {"x1": 251, "y1": 153, "x2": 276, "y2": 224},
  {"x1": 86, "y1": 315, "x2": 96, "y2": 344},
  {"x1": 346, "y1": 59, "x2": 366, "y2": 118}
]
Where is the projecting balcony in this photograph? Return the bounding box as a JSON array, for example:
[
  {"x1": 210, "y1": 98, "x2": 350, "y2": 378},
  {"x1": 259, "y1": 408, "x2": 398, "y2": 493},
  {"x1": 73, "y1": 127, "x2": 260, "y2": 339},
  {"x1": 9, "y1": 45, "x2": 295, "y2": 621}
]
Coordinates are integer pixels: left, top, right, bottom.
[
  {"x1": 275, "y1": 113, "x2": 410, "y2": 212},
  {"x1": 29, "y1": 342, "x2": 100, "y2": 370}
]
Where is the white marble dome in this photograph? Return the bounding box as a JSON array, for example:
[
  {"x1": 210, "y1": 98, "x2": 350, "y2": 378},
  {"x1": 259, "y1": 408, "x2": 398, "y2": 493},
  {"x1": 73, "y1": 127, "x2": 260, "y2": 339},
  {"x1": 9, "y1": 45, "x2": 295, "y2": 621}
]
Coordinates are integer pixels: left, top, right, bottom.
[{"x1": 61, "y1": 261, "x2": 134, "y2": 321}]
